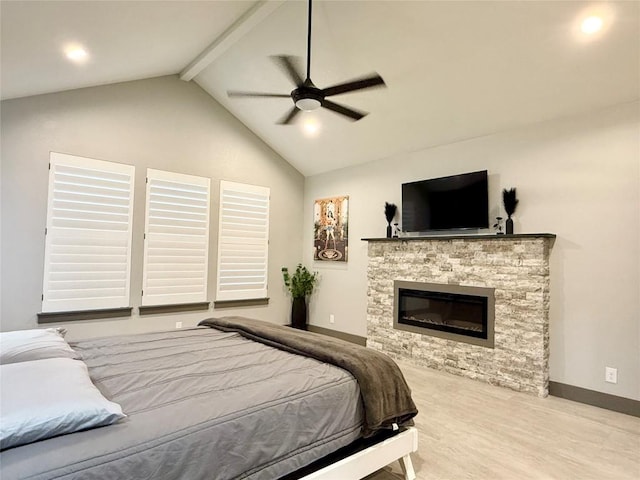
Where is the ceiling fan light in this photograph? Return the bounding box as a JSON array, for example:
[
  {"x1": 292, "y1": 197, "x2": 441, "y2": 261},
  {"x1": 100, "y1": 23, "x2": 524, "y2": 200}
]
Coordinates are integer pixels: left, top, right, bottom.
[{"x1": 295, "y1": 97, "x2": 322, "y2": 111}]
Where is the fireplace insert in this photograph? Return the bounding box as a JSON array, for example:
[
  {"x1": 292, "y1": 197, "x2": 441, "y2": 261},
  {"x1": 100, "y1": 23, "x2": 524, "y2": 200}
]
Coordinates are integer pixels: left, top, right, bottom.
[{"x1": 394, "y1": 281, "x2": 495, "y2": 348}]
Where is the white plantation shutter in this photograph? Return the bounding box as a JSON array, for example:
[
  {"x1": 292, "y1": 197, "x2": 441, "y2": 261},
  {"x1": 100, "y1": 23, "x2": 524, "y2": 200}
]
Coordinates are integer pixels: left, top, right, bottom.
[
  {"x1": 216, "y1": 181, "x2": 270, "y2": 301},
  {"x1": 142, "y1": 169, "x2": 211, "y2": 306},
  {"x1": 42, "y1": 153, "x2": 135, "y2": 313}
]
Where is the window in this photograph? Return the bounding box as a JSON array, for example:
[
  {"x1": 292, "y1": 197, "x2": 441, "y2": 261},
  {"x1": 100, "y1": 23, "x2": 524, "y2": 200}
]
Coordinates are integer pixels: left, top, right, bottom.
[
  {"x1": 141, "y1": 169, "x2": 211, "y2": 306},
  {"x1": 216, "y1": 181, "x2": 270, "y2": 301},
  {"x1": 42, "y1": 153, "x2": 135, "y2": 313}
]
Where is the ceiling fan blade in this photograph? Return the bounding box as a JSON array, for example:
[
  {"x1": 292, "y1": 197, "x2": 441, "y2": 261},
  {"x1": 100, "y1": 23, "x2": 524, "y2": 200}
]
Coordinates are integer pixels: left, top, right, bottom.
[
  {"x1": 322, "y1": 74, "x2": 386, "y2": 97},
  {"x1": 277, "y1": 106, "x2": 302, "y2": 125},
  {"x1": 271, "y1": 55, "x2": 305, "y2": 87},
  {"x1": 321, "y1": 99, "x2": 367, "y2": 121},
  {"x1": 227, "y1": 91, "x2": 291, "y2": 98}
]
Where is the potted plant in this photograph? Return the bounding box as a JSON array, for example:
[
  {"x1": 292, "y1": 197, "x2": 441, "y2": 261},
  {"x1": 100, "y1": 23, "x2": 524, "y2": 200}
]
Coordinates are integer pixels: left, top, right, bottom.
[{"x1": 281, "y1": 264, "x2": 318, "y2": 330}]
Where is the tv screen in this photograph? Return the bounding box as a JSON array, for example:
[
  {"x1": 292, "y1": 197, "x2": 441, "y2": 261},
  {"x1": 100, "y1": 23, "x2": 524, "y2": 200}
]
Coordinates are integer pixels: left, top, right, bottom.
[{"x1": 402, "y1": 170, "x2": 489, "y2": 232}]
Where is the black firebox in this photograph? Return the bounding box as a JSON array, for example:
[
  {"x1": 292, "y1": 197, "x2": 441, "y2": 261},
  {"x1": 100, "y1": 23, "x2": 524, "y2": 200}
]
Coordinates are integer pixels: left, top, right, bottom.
[{"x1": 393, "y1": 281, "x2": 495, "y2": 348}]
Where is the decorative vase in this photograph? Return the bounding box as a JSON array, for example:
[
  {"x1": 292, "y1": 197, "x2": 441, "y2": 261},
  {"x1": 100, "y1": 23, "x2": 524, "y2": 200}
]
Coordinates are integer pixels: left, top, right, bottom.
[
  {"x1": 386, "y1": 223, "x2": 392, "y2": 238},
  {"x1": 506, "y1": 216, "x2": 514, "y2": 235},
  {"x1": 291, "y1": 296, "x2": 307, "y2": 330}
]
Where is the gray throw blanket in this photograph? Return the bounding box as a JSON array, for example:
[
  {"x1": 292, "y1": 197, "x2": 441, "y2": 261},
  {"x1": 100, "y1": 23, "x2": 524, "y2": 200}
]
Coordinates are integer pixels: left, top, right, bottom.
[{"x1": 199, "y1": 316, "x2": 418, "y2": 437}]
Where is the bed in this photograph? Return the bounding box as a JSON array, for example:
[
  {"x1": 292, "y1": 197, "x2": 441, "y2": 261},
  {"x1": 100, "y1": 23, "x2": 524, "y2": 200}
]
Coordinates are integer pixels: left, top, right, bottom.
[{"x1": 0, "y1": 317, "x2": 418, "y2": 480}]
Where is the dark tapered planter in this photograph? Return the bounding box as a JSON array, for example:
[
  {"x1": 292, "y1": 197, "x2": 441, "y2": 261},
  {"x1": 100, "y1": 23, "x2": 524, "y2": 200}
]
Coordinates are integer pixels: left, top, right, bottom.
[
  {"x1": 291, "y1": 296, "x2": 307, "y2": 330},
  {"x1": 386, "y1": 224, "x2": 393, "y2": 238},
  {"x1": 506, "y1": 216, "x2": 514, "y2": 235}
]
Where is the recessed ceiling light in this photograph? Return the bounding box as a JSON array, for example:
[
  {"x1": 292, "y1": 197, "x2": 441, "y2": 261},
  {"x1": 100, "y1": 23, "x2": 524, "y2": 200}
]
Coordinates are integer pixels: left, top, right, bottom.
[
  {"x1": 573, "y1": 5, "x2": 615, "y2": 41},
  {"x1": 65, "y1": 47, "x2": 88, "y2": 62},
  {"x1": 581, "y1": 16, "x2": 603, "y2": 34}
]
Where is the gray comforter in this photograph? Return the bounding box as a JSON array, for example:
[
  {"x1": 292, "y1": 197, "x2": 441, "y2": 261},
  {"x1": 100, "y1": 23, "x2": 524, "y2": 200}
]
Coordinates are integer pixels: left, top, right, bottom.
[
  {"x1": 199, "y1": 317, "x2": 418, "y2": 438},
  {"x1": 0, "y1": 328, "x2": 363, "y2": 479}
]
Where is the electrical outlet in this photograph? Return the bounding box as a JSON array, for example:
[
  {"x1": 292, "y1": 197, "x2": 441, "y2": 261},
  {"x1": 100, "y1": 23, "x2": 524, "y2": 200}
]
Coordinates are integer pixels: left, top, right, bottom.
[
  {"x1": 175, "y1": 321, "x2": 183, "y2": 329},
  {"x1": 329, "y1": 314, "x2": 335, "y2": 324},
  {"x1": 605, "y1": 366, "x2": 617, "y2": 384}
]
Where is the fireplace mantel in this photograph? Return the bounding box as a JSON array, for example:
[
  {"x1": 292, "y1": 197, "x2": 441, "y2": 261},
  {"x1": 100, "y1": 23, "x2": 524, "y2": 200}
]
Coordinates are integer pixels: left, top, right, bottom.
[
  {"x1": 362, "y1": 233, "x2": 556, "y2": 242},
  {"x1": 365, "y1": 233, "x2": 555, "y2": 397}
]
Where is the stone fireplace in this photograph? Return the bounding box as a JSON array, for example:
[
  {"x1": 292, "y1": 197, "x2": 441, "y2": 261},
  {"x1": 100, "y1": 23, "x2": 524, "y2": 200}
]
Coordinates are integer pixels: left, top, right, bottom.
[{"x1": 365, "y1": 234, "x2": 555, "y2": 397}]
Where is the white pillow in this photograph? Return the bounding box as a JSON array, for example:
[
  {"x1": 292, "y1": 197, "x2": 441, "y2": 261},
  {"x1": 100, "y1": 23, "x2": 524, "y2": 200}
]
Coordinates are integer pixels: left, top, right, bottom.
[
  {"x1": 0, "y1": 328, "x2": 78, "y2": 364},
  {"x1": 0, "y1": 357, "x2": 125, "y2": 450}
]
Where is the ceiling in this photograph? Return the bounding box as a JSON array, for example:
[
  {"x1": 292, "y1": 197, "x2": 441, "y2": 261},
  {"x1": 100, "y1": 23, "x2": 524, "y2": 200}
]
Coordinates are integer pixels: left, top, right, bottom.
[{"x1": 2, "y1": 1, "x2": 639, "y2": 176}]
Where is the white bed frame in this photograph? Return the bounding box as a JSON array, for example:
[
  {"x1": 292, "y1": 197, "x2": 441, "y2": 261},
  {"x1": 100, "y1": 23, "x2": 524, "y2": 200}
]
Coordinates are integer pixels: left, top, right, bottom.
[{"x1": 300, "y1": 427, "x2": 418, "y2": 480}]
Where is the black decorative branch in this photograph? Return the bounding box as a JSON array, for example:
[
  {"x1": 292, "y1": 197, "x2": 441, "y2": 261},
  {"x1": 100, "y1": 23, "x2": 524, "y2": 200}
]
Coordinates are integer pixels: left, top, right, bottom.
[
  {"x1": 384, "y1": 202, "x2": 397, "y2": 225},
  {"x1": 502, "y1": 188, "x2": 519, "y2": 217}
]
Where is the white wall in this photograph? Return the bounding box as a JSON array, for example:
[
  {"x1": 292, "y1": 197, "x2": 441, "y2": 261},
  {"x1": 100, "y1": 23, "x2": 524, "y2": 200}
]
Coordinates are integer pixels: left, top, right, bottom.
[
  {"x1": 304, "y1": 101, "x2": 640, "y2": 401},
  {"x1": 1, "y1": 75, "x2": 304, "y2": 340}
]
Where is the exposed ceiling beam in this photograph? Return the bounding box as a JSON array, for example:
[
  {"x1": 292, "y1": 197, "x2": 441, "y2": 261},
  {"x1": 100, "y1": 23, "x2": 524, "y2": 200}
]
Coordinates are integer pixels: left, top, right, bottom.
[{"x1": 180, "y1": 0, "x2": 286, "y2": 82}]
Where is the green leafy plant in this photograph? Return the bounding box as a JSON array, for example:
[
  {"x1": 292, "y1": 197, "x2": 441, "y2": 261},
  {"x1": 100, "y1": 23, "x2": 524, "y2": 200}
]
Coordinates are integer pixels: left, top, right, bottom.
[{"x1": 281, "y1": 264, "x2": 318, "y2": 299}]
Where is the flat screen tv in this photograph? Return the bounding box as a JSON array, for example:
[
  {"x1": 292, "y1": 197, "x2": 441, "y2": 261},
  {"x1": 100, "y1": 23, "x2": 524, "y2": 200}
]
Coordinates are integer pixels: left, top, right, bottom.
[{"x1": 402, "y1": 170, "x2": 489, "y2": 232}]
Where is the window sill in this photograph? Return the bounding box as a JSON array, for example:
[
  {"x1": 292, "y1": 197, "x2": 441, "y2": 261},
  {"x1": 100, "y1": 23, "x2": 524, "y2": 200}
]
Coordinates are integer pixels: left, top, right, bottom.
[
  {"x1": 213, "y1": 298, "x2": 269, "y2": 308},
  {"x1": 138, "y1": 302, "x2": 210, "y2": 316},
  {"x1": 38, "y1": 307, "x2": 132, "y2": 324}
]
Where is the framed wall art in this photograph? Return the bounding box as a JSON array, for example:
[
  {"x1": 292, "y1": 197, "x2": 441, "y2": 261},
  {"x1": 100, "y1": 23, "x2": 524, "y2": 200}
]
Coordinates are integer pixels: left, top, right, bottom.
[{"x1": 314, "y1": 195, "x2": 349, "y2": 262}]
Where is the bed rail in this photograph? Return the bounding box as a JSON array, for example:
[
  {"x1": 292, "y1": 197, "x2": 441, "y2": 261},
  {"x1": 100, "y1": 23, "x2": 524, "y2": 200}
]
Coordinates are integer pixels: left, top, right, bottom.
[{"x1": 299, "y1": 426, "x2": 418, "y2": 480}]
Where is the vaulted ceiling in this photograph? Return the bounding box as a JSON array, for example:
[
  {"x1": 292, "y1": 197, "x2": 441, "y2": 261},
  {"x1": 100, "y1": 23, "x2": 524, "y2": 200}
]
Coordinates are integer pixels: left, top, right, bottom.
[{"x1": 2, "y1": 1, "x2": 638, "y2": 176}]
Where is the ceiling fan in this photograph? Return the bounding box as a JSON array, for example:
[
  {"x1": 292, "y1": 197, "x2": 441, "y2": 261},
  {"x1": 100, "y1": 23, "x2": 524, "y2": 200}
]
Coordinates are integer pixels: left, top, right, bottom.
[{"x1": 227, "y1": 0, "x2": 386, "y2": 124}]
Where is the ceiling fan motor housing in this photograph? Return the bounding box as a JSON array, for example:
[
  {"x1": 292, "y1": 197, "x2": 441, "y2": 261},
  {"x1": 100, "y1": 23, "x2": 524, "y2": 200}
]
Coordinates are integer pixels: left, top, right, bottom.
[{"x1": 292, "y1": 84, "x2": 324, "y2": 111}]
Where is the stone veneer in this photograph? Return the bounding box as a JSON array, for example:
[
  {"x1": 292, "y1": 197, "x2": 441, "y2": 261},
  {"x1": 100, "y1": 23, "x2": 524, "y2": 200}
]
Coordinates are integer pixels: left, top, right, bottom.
[{"x1": 365, "y1": 234, "x2": 555, "y2": 397}]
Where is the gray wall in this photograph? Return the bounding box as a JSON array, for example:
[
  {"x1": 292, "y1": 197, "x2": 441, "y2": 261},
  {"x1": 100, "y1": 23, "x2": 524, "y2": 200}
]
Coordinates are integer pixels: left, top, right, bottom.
[
  {"x1": 304, "y1": 101, "x2": 640, "y2": 401},
  {"x1": 1, "y1": 75, "x2": 304, "y2": 340}
]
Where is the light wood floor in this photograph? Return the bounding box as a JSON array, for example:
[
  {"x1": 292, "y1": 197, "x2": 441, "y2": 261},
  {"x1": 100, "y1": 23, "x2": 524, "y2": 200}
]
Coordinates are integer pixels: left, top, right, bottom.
[{"x1": 366, "y1": 361, "x2": 640, "y2": 480}]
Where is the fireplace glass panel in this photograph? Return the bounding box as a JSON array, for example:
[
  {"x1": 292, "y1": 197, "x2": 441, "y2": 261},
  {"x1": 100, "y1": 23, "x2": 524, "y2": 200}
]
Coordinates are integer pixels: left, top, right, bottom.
[{"x1": 398, "y1": 289, "x2": 488, "y2": 339}]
